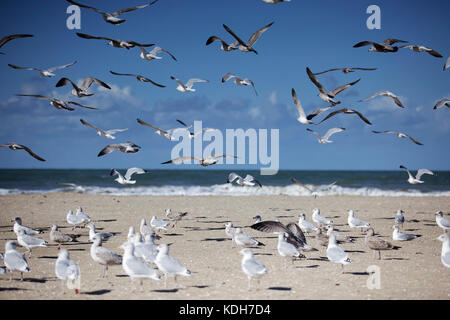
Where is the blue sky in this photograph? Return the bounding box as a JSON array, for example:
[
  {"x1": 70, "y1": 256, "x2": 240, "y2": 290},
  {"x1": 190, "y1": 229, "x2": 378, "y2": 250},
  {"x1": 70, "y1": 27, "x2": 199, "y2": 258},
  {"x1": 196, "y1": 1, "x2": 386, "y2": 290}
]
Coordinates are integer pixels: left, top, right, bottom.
[{"x1": 0, "y1": 0, "x2": 449, "y2": 171}]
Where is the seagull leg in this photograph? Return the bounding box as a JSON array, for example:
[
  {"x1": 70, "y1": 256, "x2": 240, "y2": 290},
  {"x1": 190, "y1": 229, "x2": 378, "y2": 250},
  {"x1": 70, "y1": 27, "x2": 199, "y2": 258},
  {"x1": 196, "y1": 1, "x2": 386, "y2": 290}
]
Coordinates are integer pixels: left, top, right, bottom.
[
  {"x1": 9, "y1": 271, "x2": 12, "y2": 282},
  {"x1": 247, "y1": 277, "x2": 251, "y2": 291},
  {"x1": 20, "y1": 272, "x2": 24, "y2": 281},
  {"x1": 164, "y1": 274, "x2": 167, "y2": 289},
  {"x1": 378, "y1": 251, "x2": 381, "y2": 260},
  {"x1": 61, "y1": 280, "x2": 66, "y2": 294}
]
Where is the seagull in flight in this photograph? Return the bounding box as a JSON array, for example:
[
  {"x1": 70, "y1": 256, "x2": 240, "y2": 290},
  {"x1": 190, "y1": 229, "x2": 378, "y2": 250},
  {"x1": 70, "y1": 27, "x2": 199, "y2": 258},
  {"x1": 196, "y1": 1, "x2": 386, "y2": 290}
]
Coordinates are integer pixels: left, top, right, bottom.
[
  {"x1": 372, "y1": 130, "x2": 423, "y2": 145},
  {"x1": 56, "y1": 77, "x2": 111, "y2": 98},
  {"x1": 161, "y1": 155, "x2": 237, "y2": 167},
  {"x1": 290, "y1": 178, "x2": 337, "y2": 198},
  {"x1": 8, "y1": 61, "x2": 77, "y2": 77},
  {"x1": 76, "y1": 32, "x2": 154, "y2": 50},
  {"x1": 291, "y1": 88, "x2": 315, "y2": 124},
  {"x1": 315, "y1": 108, "x2": 372, "y2": 125},
  {"x1": 227, "y1": 172, "x2": 262, "y2": 187},
  {"x1": 138, "y1": 46, "x2": 177, "y2": 61},
  {"x1": 306, "y1": 127, "x2": 346, "y2": 144},
  {"x1": 360, "y1": 91, "x2": 404, "y2": 108},
  {"x1": 306, "y1": 67, "x2": 360, "y2": 105},
  {"x1": 222, "y1": 73, "x2": 257, "y2": 96},
  {"x1": 67, "y1": 0, "x2": 159, "y2": 25},
  {"x1": 98, "y1": 142, "x2": 141, "y2": 157},
  {"x1": 0, "y1": 143, "x2": 45, "y2": 161},
  {"x1": 312, "y1": 67, "x2": 377, "y2": 75},
  {"x1": 399, "y1": 165, "x2": 435, "y2": 184},
  {"x1": 110, "y1": 71, "x2": 165, "y2": 87},
  {"x1": 433, "y1": 98, "x2": 450, "y2": 110},
  {"x1": 205, "y1": 36, "x2": 238, "y2": 52},
  {"x1": 399, "y1": 44, "x2": 443, "y2": 58},
  {"x1": 110, "y1": 168, "x2": 148, "y2": 185},
  {"x1": 222, "y1": 22, "x2": 274, "y2": 54},
  {"x1": 444, "y1": 57, "x2": 450, "y2": 71},
  {"x1": 16, "y1": 94, "x2": 97, "y2": 111},
  {"x1": 353, "y1": 38, "x2": 408, "y2": 52},
  {"x1": 262, "y1": 0, "x2": 291, "y2": 3},
  {"x1": 0, "y1": 34, "x2": 33, "y2": 54},
  {"x1": 137, "y1": 118, "x2": 193, "y2": 141},
  {"x1": 80, "y1": 119, "x2": 128, "y2": 139},
  {"x1": 170, "y1": 76, "x2": 208, "y2": 93}
]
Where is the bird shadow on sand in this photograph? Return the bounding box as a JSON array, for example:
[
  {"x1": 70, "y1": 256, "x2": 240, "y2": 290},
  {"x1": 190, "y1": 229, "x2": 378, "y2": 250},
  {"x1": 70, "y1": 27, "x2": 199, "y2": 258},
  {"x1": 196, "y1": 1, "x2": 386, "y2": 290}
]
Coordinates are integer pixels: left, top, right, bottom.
[
  {"x1": 152, "y1": 288, "x2": 179, "y2": 293},
  {"x1": 197, "y1": 220, "x2": 230, "y2": 224},
  {"x1": 37, "y1": 255, "x2": 58, "y2": 259},
  {"x1": 254, "y1": 252, "x2": 273, "y2": 256},
  {"x1": 343, "y1": 271, "x2": 370, "y2": 276},
  {"x1": 68, "y1": 248, "x2": 86, "y2": 252},
  {"x1": 81, "y1": 289, "x2": 111, "y2": 295},
  {"x1": 189, "y1": 285, "x2": 209, "y2": 289},
  {"x1": 0, "y1": 287, "x2": 29, "y2": 292},
  {"x1": 183, "y1": 226, "x2": 225, "y2": 232},
  {"x1": 407, "y1": 219, "x2": 420, "y2": 223},
  {"x1": 307, "y1": 257, "x2": 328, "y2": 261},
  {"x1": 384, "y1": 257, "x2": 408, "y2": 261},
  {"x1": 22, "y1": 277, "x2": 49, "y2": 283},
  {"x1": 268, "y1": 286, "x2": 291, "y2": 291},
  {"x1": 375, "y1": 217, "x2": 395, "y2": 220},
  {"x1": 275, "y1": 215, "x2": 296, "y2": 219},
  {"x1": 164, "y1": 233, "x2": 184, "y2": 236},
  {"x1": 95, "y1": 219, "x2": 117, "y2": 223},
  {"x1": 201, "y1": 237, "x2": 228, "y2": 242},
  {"x1": 345, "y1": 250, "x2": 366, "y2": 253},
  {"x1": 296, "y1": 264, "x2": 319, "y2": 269}
]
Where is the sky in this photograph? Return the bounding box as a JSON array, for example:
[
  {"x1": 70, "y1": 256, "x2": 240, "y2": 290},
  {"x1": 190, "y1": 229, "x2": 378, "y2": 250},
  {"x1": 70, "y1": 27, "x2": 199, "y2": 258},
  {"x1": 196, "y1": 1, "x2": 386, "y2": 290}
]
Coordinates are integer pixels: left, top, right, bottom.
[{"x1": 0, "y1": 0, "x2": 449, "y2": 171}]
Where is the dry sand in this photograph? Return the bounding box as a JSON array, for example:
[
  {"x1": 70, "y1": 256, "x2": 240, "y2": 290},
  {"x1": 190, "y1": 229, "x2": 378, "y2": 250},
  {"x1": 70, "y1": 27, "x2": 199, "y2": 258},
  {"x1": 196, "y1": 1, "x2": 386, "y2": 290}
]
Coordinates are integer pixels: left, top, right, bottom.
[{"x1": 0, "y1": 193, "x2": 448, "y2": 300}]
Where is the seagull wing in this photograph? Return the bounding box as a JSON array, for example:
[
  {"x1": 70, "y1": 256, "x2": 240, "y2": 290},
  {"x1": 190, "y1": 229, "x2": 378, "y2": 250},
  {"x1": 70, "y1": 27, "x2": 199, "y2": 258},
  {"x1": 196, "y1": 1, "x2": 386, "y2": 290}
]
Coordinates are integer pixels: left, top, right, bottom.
[
  {"x1": 328, "y1": 78, "x2": 360, "y2": 97},
  {"x1": 47, "y1": 61, "x2": 77, "y2": 72},
  {"x1": 244, "y1": 174, "x2": 262, "y2": 187},
  {"x1": 55, "y1": 77, "x2": 78, "y2": 90},
  {"x1": 322, "y1": 127, "x2": 345, "y2": 140},
  {"x1": 76, "y1": 33, "x2": 113, "y2": 41},
  {"x1": 66, "y1": 0, "x2": 105, "y2": 14},
  {"x1": 16, "y1": 94, "x2": 52, "y2": 101},
  {"x1": 246, "y1": 21, "x2": 274, "y2": 47},
  {"x1": 161, "y1": 156, "x2": 200, "y2": 164},
  {"x1": 404, "y1": 134, "x2": 423, "y2": 146},
  {"x1": 317, "y1": 108, "x2": 371, "y2": 125},
  {"x1": 306, "y1": 128, "x2": 322, "y2": 140},
  {"x1": 8, "y1": 64, "x2": 41, "y2": 71},
  {"x1": 68, "y1": 101, "x2": 96, "y2": 110},
  {"x1": 104, "y1": 128, "x2": 128, "y2": 134},
  {"x1": 250, "y1": 221, "x2": 290, "y2": 234},
  {"x1": 222, "y1": 24, "x2": 247, "y2": 47},
  {"x1": 170, "y1": 76, "x2": 186, "y2": 90},
  {"x1": 306, "y1": 67, "x2": 326, "y2": 94},
  {"x1": 221, "y1": 73, "x2": 236, "y2": 83},
  {"x1": 286, "y1": 223, "x2": 307, "y2": 244},
  {"x1": 227, "y1": 172, "x2": 241, "y2": 183},
  {"x1": 382, "y1": 38, "x2": 408, "y2": 46},
  {"x1": 290, "y1": 178, "x2": 313, "y2": 193},
  {"x1": 19, "y1": 145, "x2": 46, "y2": 162},
  {"x1": 291, "y1": 88, "x2": 307, "y2": 120},
  {"x1": 136, "y1": 118, "x2": 167, "y2": 133},
  {"x1": 306, "y1": 105, "x2": 333, "y2": 120},
  {"x1": 98, "y1": 144, "x2": 119, "y2": 157},
  {"x1": 415, "y1": 169, "x2": 434, "y2": 180},
  {"x1": 312, "y1": 68, "x2": 342, "y2": 75},
  {"x1": 185, "y1": 78, "x2": 209, "y2": 89},
  {"x1": 353, "y1": 40, "x2": 377, "y2": 48},
  {"x1": 372, "y1": 130, "x2": 394, "y2": 134},
  {"x1": 0, "y1": 34, "x2": 33, "y2": 49},
  {"x1": 112, "y1": 0, "x2": 158, "y2": 16},
  {"x1": 433, "y1": 98, "x2": 450, "y2": 110},
  {"x1": 125, "y1": 167, "x2": 147, "y2": 180},
  {"x1": 212, "y1": 154, "x2": 237, "y2": 160},
  {"x1": 80, "y1": 119, "x2": 102, "y2": 132},
  {"x1": 110, "y1": 71, "x2": 135, "y2": 77},
  {"x1": 151, "y1": 46, "x2": 177, "y2": 61},
  {"x1": 351, "y1": 67, "x2": 377, "y2": 71},
  {"x1": 81, "y1": 77, "x2": 111, "y2": 90},
  {"x1": 110, "y1": 169, "x2": 123, "y2": 179}
]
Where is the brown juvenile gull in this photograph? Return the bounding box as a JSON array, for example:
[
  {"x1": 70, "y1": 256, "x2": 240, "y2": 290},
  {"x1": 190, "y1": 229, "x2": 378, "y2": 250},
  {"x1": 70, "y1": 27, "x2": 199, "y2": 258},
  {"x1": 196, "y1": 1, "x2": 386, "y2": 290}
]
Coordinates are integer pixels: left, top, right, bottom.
[
  {"x1": 97, "y1": 142, "x2": 141, "y2": 157},
  {"x1": 67, "y1": 0, "x2": 159, "y2": 25},
  {"x1": 399, "y1": 165, "x2": 435, "y2": 184},
  {"x1": 306, "y1": 67, "x2": 360, "y2": 105},
  {"x1": 8, "y1": 61, "x2": 77, "y2": 77},
  {"x1": 360, "y1": 90, "x2": 404, "y2": 108},
  {"x1": 433, "y1": 98, "x2": 450, "y2": 110},
  {"x1": 222, "y1": 21, "x2": 274, "y2": 54},
  {"x1": 90, "y1": 235, "x2": 122, "y2": 278},
  {"x1": 353, "y1": 38, "x2": 408, "y2": 52},
  {"x1": 76, "y1": 32, "x2": 154, "y2": 49},
  {"x1": 372, "y1": 130, "x2": 423, "y2": 145},
  {"x1": 110, "y1": 71, "x2": 165, "y2": 87},
  {"x1": 165, "y1": 208, "x2": 188, "y2": 228},
  {"x1": 313, "y1": 67, "x2": 377, "y2": 75},
  {"x1": 16, "y1": 94, "x2": 97, "y2": 111},
  {"x1": 399, "y1": 44, "x2": 443, "y2": 58},
  {"x1": 0, "y1": 34, "x2": 33, "y2": 54},
  {"x1": 315, "y1": 108, "x2": 372, "y2": 125},
  {"x1": 161, "y1": 154, "x2": 237, "y2": 167},
  {"x1": 80, "y1": 119, "x2": 128, "y2": 139},
  {"x1": 365, "y1": 228, "x2": 400, "y2": 259},
  {"x1": 56, "y1": 77, "x2": 111, "y2": 98},
  {"x1": 50, "y1": 224, "x2": 80, "y2": 248},
  {"x1": 222, "y1": 73, "x2": 258, "y2": 96},
  {"x1": 0, "y1": 143, "x2": 45, "y2": 161}
]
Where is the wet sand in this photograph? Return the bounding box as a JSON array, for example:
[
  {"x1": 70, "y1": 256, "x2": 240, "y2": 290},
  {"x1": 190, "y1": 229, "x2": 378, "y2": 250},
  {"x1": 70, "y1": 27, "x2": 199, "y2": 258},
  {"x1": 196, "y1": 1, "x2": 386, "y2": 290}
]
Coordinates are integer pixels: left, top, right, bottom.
[{"x1": 0, "y1": 193, "x2": 448, "y2": 300}]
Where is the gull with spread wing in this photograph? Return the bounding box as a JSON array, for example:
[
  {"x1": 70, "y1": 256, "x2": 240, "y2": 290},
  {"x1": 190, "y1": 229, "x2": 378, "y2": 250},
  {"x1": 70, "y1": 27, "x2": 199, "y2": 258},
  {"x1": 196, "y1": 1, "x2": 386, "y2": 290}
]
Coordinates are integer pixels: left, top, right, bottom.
[
  {"x1": 16, "y1": 94, "x2": 96, "y2": 111},
  {"x1": 399, "y1": 44, "x2": 443, "y2": 58},
  {"x1": 110, "y1": 71, "x2": 165, "y2": 87},
  {"x1": 353, "y1": 38, "x2": 408, "y2": 52},
  {"x1": 162, "y1": 154, "x2": 237, "y2": 167},
  {"x1": 110, "y1": 168, "x2": 148, "y2": 185},
  {"x1": 97, "y1": 142, "x2": 141, "y2": 157},
  {"x1": 80, "y1": 119, "x2": 128, "y2": 139},
  {"x1": 76, "y1": 32, "x2": 154, "y2": 49},
  {"x1": 222, "y1": 22, "x2": 274, "y2": 54},
  {"x1": 8, "y1": 61, "x2": 76, "y2": 77},
  {"x1": 0, "y1": 34, "x2": 33, "y2": 54},
  {"x1": 306, "y1": 127, "x2": 345, "y2": 144},
  {"x1": 313, "y1": 67, "x2": 377, "y2": 75},
  {"x1": 227, "y1": 172, "x2": 262, "y2": 187},
  {"x1": 0, "y1": 143, "x2": 45, "y2": 161},
  {"x1": 360, "y1": 90, "x2": 404, "y2": 108},
  {"x1": 222, "y1": 73, "x2": 257, "y2": 96},
  {"x1": 139, "y1": 45, "x2": 177, "y2": 61},
  {"x1": 170, "y1": 76, "x2": 208, "y2": 93},
  {"x1": 372, "y1": 130, "x2": 423, "y2": 145},
  {"x1": 56, "y1": 77, "x2": 111, "y2": 98},
  {"x1": 315, "y1": 108, "x2": 372, "y2": 125},
  {"x1": 399, "y1": 165, "x2": 435, "y2": 184}
]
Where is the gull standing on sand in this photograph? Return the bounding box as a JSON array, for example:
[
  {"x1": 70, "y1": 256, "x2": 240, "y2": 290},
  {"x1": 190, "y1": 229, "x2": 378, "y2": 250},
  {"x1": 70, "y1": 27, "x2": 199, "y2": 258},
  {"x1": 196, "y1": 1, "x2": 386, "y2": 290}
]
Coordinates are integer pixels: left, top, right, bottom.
[
  {"x1": 437, "y1": 234, "x2": 450, "y2": 268},
  {"x1": 392, "y1": 225, "x2": 419, "y2": 241},
  {"x1": 277, "y1": 233, "x2": 304, "y2": 267},
  {"x1": 307, "y1": 127, "x2": 345, "y2": 144},
  {"x1": 55, "y1": 249, "x2": 80, "y2": 294},
  {"x1": 347, "y1": 210, "x2": 370, "y2": 231},
  {"x1": 155, "y1": 243, "x2": 191, "y2": 288},
  {"x1": 134, "y1": 233, "x2": 158, "y2": 264},
  {"x1": 433, "y1": 98, "x2": 450, "y2": 110},
  {"x1": 16, "y1": 94, "x2": 97, "y2": 111},
  {"x1": 327, "y1": 233, "x2": 351, "y2": 272},
  {"x1": 97, "y1": 142, "x2": 141, "y2": 157},
  {"x1": 227, "y1": 172, "x2": 262, "y2": 187},
  {"x1": 50, "y1": 225, "x2": 80, "y2": 248},
  {"x1": 87, "y1": 223, "x2": 115, "y2": 242},
  {"x1": 66, "y1": 210, "x2": 89, "y2": 229},
  {"x1": 150, "y1": 216, "x2": 169, "y2": 232},
  {"x1": 120, "y1": 242, "x2": 160, "y2": 291},
  {"x1": 67, "y1": 0, "x2": 159, "y2": 25},
  {"x1": 4, "y1": 241, "x2": 30, "y2": 281},
  {"x1": 0, "y1": 143, "x2": 46, "y2": 162},
  {"x1": 372, "y1": 130, "x2": 423, "y2": 145},
  {"x1": 365, "y1": 228, "x2": 399, "y2": 260},
  {"x1": 8, "y1": 61, "x2": 77, "y2": 77},
  {"x1": 75, "y1": 207, "x2": 91, "y2": 225},
  {"x1": 240, "y1": 248, "x2": 268, "y2": 291},
  {"x1": 140, "y1": 219, "x2": 157, "y2": 238},
  {"x1": 16, "y1": 229, "x2": 46, "y2": 258},
  {"x1": 128, "y1": 226, "x2": 137, "y2": 242},
  {"x1": 56, "y1": 77, "x2": 111, "y2": 98},
  {"x1": 314, "y1": 228, "x2": 329, "y2": 247},
  {"x1": 298, "y1": 213, "x2": 319, "y2": 234},
  {"x1": 80, "y1": 119, "x2": 128, "y2": 139},
  {"x1": 12, "y1": 217, "x2": 40, "y2": 236},
  {"x1": 139, "y1": 46, "x2": 177, "y2": 61},
  {"x1": 110, "y1": 168, "x2": 148, "y2": 185},
  {"x1": 306, "y1": 67, "x2": 360, "y2": 105},
  {"x1": 90, "y1": 235, "x2": 122, "y2": 278},
  {"x1": 221, "y1": 73, "x2": 258, "y2": 96},
  {"x1": 326, "y1": 224, "x2": 354, "y2": 243},
  {"x1": 399, "y1": 44, "x2": 443, "y2": 58},
  {"x1": 170, "y1": 76, "x2": 209, "y2": 93},
  {"x1": 225, "y1": 222, "x2": 237, "y2": 245},
  {"x1": 399, "y1": 165, "x2": 435, "y2": 184},
  {"x1": 76, "y1": 32, "x2": 154, "y2": 50},
  {"x1": 312, "y1": 208, "x2": 332, "y2": 227},
  {"x1": 360, "y1": 91, "x2": 404, "y2": 108},
  {"x1": 222, "y1": 22, "x2": 274, "y2": 54},
  {"x1": 435, "y1": 211, "x2": 450, "y2": 233},
  {"x1": 395, "y1": 210, "x2": 405, "y2": 229},
  {"x1": 233, "y1": 228, "x2": 264, "y2": 248},
  {"x1": 253, "y1": 215, "x2": 263, "y2": 224}
]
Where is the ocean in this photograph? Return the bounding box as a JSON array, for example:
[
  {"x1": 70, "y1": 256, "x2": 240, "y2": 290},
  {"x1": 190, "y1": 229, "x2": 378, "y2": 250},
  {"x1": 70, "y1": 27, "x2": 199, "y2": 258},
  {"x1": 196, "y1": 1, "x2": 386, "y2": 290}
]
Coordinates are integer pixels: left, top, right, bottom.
[{"x1": 0, "y1": 169, "x2": 449, "y2": 197}]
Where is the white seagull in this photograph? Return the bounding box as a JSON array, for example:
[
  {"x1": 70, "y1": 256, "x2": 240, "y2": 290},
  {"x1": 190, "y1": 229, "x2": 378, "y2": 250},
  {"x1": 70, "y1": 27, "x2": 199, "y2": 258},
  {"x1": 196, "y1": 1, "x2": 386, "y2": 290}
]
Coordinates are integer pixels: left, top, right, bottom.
[
  {"x1": 435, "y1": 211, "x2": 450, "y2": 233},
  {"x1": 4, "y1": 241, "x2": 30, "y2": 281},
  {"x1": 327, "y1": 233, "x2": 351, "y2": 271},
  {"x1": 222, "y1": 22, "x2": 274, "y2": 54},
  {"x1": 394, "y1": 209, "x2": 405, "y2": 229},
  {"x1": 110, "y1": 168, "x2": 147, "y2": 185},
  {"x1": 16, "y1": 94, "x2": 97, "y2": 111},
  {"x1": 399, "y1": 44, "x2": 443, "y2": 58},
  {"x1": 8, "y1": 61, "x2": 77, "y2": 77},
  {"x1": 444, "y1": 57, "x2": 450, "y2": 71},
  {"x1": 136, "y1": 118, "x2": 192, "y2": 141},
  {"x1": 399, "y1": 165, "x2": 435, "y2": 184},
  {"x1": 227, "y1": 172, "x2": 262, "y2": 187},
  {"x1": 233, "y1": 228, "x2": 264, "y2": 248},
  {"x1": 161, "y1": 154, "x2": 237, "y2": 167},
  {"x1": 76, "y1": 32, "x2": 154, "y2": 49},
  {"x1": 170, "y1": 76, "x2": 209, "y2": 93},
  {"x1": 360, "y1": 91, "x2": 404, "y2": 108},
  {"x1": 16, "y1": 229, "x2": 46, "y2": 258},
  {"x1": 150, "y1": 216, "x2": 170, "y2": 231},
  {"x1": 297, "y1": 213, "x2": 319, "y2": 234},
  {"x1": 312, "y1": 208, "x2": 332, "y2": 227},
  {"x1": 87, "y1": 223, "x2": 115, "y2": 242},
  {"x1": 110, "y1": 70, "x2": 165, "y2": 87},
  {"x1": 97, "y1": 142, "x2": 141, "y2": 157},
  {"x1": 133, "y1": 233, "x2": 158, "y2": 264},
  {"x1": 55, "y1": 249, "x2": 80, "y2": 294},
  {"x1": 67, "y1": 0, "x2": 159, "y2": 25},
  {"x1": 437, "y1": 234, "x2": 450, "y2": 268},
  {"x1": 80, "y1": 119, "x2": 128, "y2": 139},
  {"x1": 155, "y1": 243, "x2": 191, "y2": 288},
  {"x1": 372, "y1": 130, "x2": 423, "y2": 145},
  {"x1": 347, "y1": 210, "x2": 370, "y2": 230},
  {"x1": 240, "y1": 248, "x2": 268, "y2": 291},
  {"x1": 291, "y1": 88, "x2": 314, "y2": 124},
  {"x1": 353, "y1": 38, "x2": 408, "y2": 52},
  {"x1": 276, "y1": 233, "x2": 304, "y2": 267},
  {"x1": 433, "y1": 98, "x2": 450, "y2": 110},
  {"x1": 140, "y1": 219, "x2": 157, "y2": 238},
  {"x1": 55, "y1": 77, "x2": 111, "y2": 98},
  {"x1": 12, "y1": 217, "x2": 40, "y2": 236},
  {"x1": 392, "y1": 225, "x2": 418, "y2": 241},
  {"x1": 139, "y1": 46, "x2": 177, "y2": 61},
  {"x1": 306, "y1": 127, "x2": 345, "y2": 144},
  {"x1": 221, "y1": 73, "x2": 258, "y2": 96}
]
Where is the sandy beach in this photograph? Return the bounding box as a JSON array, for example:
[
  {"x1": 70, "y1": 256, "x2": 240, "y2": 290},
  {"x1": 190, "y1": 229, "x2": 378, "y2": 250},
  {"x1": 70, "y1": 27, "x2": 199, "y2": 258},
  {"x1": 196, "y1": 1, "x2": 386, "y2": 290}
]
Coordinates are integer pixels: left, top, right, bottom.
[{"x1": 0, "y1": 193, "x2": 448, "y2": 300}]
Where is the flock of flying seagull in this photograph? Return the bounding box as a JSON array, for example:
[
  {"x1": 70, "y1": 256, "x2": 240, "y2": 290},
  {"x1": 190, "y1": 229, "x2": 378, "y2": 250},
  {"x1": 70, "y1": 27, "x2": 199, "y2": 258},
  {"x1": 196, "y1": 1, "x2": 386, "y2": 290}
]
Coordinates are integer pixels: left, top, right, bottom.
[{"x1": 0, "y1": 0, "x2": 449, "y2": 294}]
